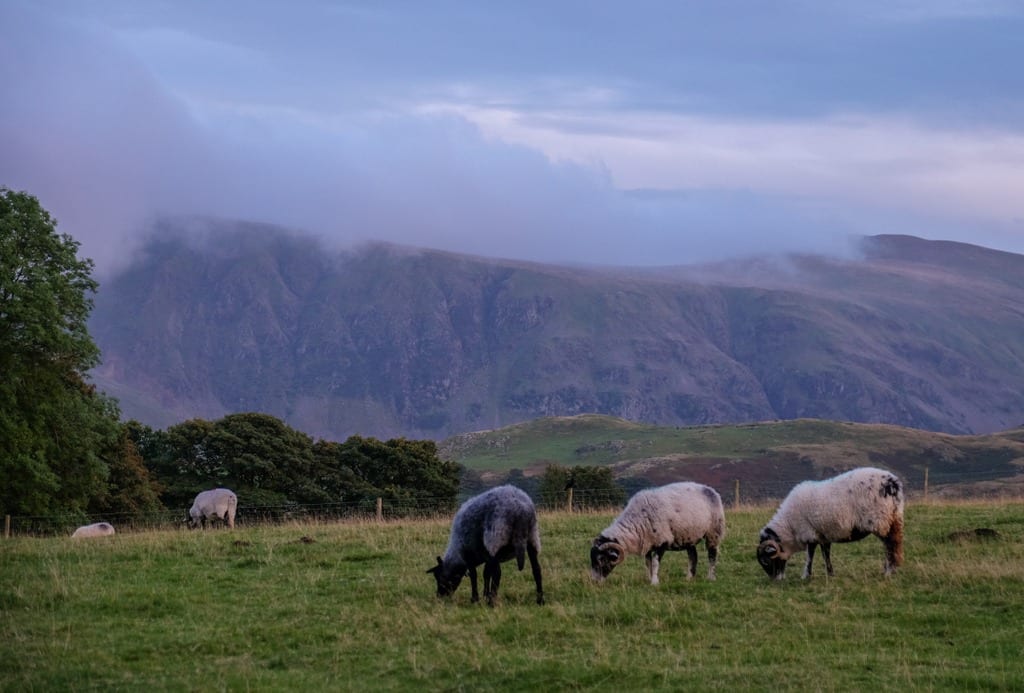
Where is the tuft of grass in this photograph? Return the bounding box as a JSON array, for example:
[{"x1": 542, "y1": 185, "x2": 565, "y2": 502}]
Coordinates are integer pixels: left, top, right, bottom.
[{"x1": 1, "y1": 501, "x2": 1023, "y2": 691}]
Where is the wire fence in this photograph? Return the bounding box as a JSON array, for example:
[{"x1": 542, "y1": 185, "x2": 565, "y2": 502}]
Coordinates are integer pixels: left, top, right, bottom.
[{"x1": 4, "y1": 466, "x2": 1022, "y2": 538}]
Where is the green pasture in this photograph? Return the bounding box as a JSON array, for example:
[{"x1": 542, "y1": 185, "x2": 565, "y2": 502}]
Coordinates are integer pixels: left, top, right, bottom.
[{"x1": 2, "y1": 500, "x2": 1023, "y2": 691}]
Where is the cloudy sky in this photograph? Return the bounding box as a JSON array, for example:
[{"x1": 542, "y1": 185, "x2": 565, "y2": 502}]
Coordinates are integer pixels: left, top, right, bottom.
[{"x1": 3, "y1": 1, "x2": 1024, "y2": 273}]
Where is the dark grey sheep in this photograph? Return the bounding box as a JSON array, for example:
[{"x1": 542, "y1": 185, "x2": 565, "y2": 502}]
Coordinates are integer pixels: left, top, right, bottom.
[{"x1": 427, "y1": 485, "x2": 544, "y2": 606}]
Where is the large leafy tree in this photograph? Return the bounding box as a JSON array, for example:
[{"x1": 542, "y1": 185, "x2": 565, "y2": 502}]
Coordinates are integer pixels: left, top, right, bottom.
[{"x1": 0, "y1": 188, "x2": 157, "y2": 517}]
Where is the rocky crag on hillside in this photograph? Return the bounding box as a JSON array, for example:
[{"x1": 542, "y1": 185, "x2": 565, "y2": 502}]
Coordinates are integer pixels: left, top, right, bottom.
[{"x1": 89, "y1": 220, "x2": 1024, "y2": 440}]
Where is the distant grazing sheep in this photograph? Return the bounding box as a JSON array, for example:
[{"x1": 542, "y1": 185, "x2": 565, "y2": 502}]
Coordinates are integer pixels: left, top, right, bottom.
[
  {"x1": 427, "y1": 485, "x2": 544, "y2": 606},
  {"x1": 188, "y1": 488, "x2": 238, "y2": 529},
  {"x1": 71, "y1": 522, "x2": 115, "y2": 538},
  {"x1": 590, "y1": 482, "x2": 726, "y2": 585},
  {"x1": 757, "y1": 467, "x2": 904, "y2": 580}
]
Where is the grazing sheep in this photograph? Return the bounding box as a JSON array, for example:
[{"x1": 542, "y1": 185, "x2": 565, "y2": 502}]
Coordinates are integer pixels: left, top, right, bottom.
[
  {"x1": 757, "y1": 467, "x2": 904, "y2": 580},
  {"x1": 426, "y1": 485, "x2": 544, "y2": 606},
  {"x1": 590, "y1": 482, "x2": 726, "y2": 585},
  {"x1": 188, "y1": 488, "x2": 238, "y2": 529},
  {"x1": 71, "y1": 522, "x2": 115, "y2": 538}
]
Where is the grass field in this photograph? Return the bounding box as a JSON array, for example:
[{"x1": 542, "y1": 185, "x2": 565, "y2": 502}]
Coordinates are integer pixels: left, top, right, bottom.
[{"x1": 2, "y1": 500, "x2": 1023, "y2": 691}]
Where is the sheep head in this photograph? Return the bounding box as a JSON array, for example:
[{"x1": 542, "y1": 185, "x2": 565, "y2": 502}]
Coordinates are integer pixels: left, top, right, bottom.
[
  {"x1": 426, "y1": 556, "x2": 465, "y2": 597},
  {"x1": 590, "y1": 537, "x2": 626, "y2": 581},
  {"x1": 756, "y1": 538, "x2": 789, "y2": 580}
]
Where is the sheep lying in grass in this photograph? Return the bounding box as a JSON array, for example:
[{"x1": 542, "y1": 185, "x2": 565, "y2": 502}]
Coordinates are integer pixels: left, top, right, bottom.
[
  {"x1": 590, "y1": 482, "x2": 726, "y2": 585},
  {"x1": 71, "y1": 522, "x2": 115, "y2": 538},
  {"x1": 188, "y1": 488, "x2": 238, "y2": 529},
  {"x1": 427, "y1": 485, "x2": 544, "y2": 606},
  {"x1": 757, "y1": 467, "x2": 904, "y2": 580}
]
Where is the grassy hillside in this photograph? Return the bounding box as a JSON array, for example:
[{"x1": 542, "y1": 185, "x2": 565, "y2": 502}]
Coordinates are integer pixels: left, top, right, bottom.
[
  {"x1": 441, "y1": 415, "x2": 1024, "y2": 499},
  {"x1": 2, "y1": 502, "x2": 1022, "y2": 690}
]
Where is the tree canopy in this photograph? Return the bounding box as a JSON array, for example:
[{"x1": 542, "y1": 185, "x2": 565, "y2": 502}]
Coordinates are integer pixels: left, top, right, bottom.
[{"x1": 0, "y1": 188, "x2": 126, "y2": 516}]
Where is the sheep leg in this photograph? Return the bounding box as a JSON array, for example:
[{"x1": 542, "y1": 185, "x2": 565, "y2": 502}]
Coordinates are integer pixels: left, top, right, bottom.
[
  {"x1": 706, "y1": 543, "x2": 718, "y2": 581},
  {"x1": 803, "y1": 544, "x2": 817, "y2": 579},
  {"x1": 483, "y1": 558, "x2": 501, "y2": 606},
  {"x1": 822, "y1": 543, "x2": 834, "y2": 577},
  {"x1": 682, "y1": 546, "x2": 696, "y2": 579},
  {"x1": 645, "y1": 547, "x2": 666, "y2": 585},
  {"x1": 468, "y1": 566, "x2": 480, "y2": 603},
  {"x1": 527, "y1": 543, "x2": 544, "y2": 605}
]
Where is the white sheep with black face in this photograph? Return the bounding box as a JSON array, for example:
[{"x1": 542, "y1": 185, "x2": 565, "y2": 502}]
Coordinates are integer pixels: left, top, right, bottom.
[
  {"x1": 427, "y1": 485, "x2": 544, "y2": 606},
  {"x1": 756, "y1": 467, "x2": 904, "y2": 580},
  {"x1": 188, "y1": 488, "x2": 238, "y2": 529},
  {"x1": 590, "y1": 482, "x2": 726, "y2": 586},
  {"x1": 71, "y1": 522, "x2": 115, "y2": 538}
]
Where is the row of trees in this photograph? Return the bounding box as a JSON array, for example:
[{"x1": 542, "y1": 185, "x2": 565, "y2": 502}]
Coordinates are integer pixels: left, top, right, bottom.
[
  {"x1": 1, "y1": 187, "x2": 624, "y2": 522},
  {"x1": 132, "y1": 413, "x2": 461, "y2": 513}
]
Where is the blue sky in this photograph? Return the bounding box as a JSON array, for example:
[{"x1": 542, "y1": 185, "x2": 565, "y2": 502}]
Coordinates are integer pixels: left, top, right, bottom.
[{"x1": 2, "y1": 1, "x2": 1024, "y2": 272}]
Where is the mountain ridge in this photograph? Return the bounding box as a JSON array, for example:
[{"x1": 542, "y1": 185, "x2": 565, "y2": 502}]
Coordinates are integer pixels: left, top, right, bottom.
[{"x1": 88, "y1": 220, "x2": 1024, "y2": 440}]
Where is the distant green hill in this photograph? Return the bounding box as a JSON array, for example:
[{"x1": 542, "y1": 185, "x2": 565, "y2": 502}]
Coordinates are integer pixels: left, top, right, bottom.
[{"x1": 440, "y1": 415, "x2": 1024, "y2": 500}]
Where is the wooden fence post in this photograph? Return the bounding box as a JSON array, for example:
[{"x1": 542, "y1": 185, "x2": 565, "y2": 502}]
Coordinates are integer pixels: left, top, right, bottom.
[
  {"x1": 376, "y1": 497, "x2": 383, "y2": 522},
  {"x1": 734, "y1": 479, "x2": 740, "y2": 510},
  {"x1": 4, "y1": 515, "x2": 9, "y2": 539},
  {"x1": 567, "y1": 487, "x2": 574, "y2": 513},
  {"x1": 923, "y1": 467, "x2": 929, "y2": 502}
]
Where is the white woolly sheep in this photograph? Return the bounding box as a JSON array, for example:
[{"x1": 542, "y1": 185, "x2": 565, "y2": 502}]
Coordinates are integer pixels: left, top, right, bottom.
[
  {"x1": 757, "y1": 467, "x2": 904, "y2": 580},
  {"x1": 188, "y1": 488, "x2": 238, "y2": 529},
  {"x1": 590, "y1": 482, "x2": 726, "y2": 585},
  {"x1": 427, "y1": 485, "x2": 544, "y2": 606},
  {"x1": 71, "y1": 522, "x2": 115, "y2": 538}
]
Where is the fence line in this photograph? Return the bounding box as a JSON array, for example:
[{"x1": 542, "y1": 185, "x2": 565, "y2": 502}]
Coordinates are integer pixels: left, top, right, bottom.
[{"x1": 5, "y1": 465, "x2": 1022, "y2": 537}]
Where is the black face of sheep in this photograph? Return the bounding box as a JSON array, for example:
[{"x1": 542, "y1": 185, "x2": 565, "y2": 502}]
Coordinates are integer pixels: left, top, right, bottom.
[
  {"x1": 756, "y1": 540, "x2": 788, "y2": 579},
  {"x1": 590, "y1": 539, "x2": 626, "y2": 581},
  {"x1": 426, "y1": 556, "x2": 464, "y2": 598}
]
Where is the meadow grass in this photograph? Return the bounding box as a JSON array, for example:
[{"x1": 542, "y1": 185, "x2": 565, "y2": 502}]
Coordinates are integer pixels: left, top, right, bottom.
[{"x1": 2, "y1": 500, "x2": 1022, "y2": 691}]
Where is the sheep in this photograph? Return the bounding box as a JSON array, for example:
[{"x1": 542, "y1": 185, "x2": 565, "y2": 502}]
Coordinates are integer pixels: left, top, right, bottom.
[
  {"x1": 590, "y1": 482, "x2": 726, "y2": 586},
  {"x1": 426, "y1": 485, "x2": 544, "y2": 606},
  {"x1": 188, "y1": 488, "x2": 238, "y2": 529},
  {"x1": 756, "y1": 467, "x2": 904, "y2": 580},
  {"x1": 71, "y1": 522, "x2": 115, "y2": 538}
]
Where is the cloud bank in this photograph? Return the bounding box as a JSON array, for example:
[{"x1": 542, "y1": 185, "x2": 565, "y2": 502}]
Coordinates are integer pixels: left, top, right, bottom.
[{"x1": 2, "y1": 1, "x2": 1023, "y2": 275}]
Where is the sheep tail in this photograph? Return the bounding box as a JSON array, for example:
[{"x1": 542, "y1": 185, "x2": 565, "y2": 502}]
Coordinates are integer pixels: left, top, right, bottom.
[{"x1": 515, "y1": 543, "x2": 526, "y2": 571}]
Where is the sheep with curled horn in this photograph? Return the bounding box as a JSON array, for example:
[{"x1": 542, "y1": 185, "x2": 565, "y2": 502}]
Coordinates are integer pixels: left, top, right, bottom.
[
  {"x1": 756, "y1": 467, "x2": 904, "y2": 580},
  {"x1": 590, "y1": 482, "x2": 726, "y2": 586},
  {"x1": 427, "y1": 485, "x2": 544, "y2": 606}
]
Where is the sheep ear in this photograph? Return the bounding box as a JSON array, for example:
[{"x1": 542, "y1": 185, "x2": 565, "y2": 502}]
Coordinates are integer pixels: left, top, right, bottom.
[
  {"x1": 426, "y1": 556, "x2": 443, "y2": 574},
  {"x1": 763, "y1": 544, "x2": 778, "y2": 557}
]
